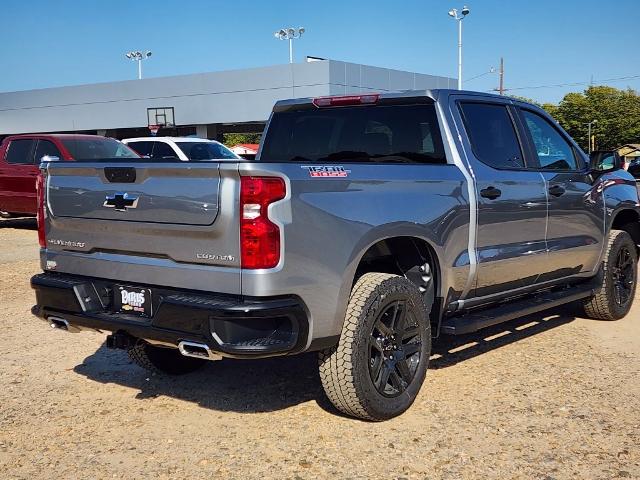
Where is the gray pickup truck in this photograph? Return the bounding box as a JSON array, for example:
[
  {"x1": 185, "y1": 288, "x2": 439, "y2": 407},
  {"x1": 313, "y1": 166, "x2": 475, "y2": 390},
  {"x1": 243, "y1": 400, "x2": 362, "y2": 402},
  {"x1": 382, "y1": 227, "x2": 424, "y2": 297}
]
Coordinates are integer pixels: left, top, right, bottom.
[{"x1": 31, "y1": 90, "x2": 639, "y2": 420}]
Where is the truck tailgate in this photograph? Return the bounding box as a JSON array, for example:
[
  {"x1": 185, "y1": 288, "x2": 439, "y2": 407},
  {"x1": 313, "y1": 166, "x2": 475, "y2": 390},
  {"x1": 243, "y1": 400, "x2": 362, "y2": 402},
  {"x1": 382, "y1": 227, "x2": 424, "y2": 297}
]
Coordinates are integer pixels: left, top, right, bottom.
[
  {"x1": 42, "y1": 161, "x2": 241, "y2": 294},
  {"x1": 48, "y1": 163, "x2": 220, "y2": 225}
]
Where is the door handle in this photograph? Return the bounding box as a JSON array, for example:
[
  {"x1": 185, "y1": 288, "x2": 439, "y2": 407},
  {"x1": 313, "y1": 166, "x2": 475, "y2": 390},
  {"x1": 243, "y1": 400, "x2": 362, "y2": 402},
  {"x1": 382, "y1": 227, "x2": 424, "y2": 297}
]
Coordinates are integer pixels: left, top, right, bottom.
[
  {"x1": 548, "y1": 185, "x2": 566, "y2": 197},
  {"x1": 480, "y1": 186, "x2": 502, "y2": 200}
]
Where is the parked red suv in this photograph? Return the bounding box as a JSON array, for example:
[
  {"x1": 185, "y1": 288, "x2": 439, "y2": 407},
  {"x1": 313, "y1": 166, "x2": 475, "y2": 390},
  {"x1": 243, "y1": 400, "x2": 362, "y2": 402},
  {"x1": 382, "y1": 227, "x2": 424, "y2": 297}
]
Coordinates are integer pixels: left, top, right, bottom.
[{"x1": 0, "y1": 134, "x2": 139, "y2": 217}]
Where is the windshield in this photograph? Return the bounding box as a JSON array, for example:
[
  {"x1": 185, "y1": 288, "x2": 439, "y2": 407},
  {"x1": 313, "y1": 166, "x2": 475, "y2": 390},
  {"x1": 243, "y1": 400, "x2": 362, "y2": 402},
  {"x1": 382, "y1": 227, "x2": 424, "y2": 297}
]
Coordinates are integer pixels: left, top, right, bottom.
[
  {"x1": 260, "y1": 103, "x2": 446, "y2": 164},
  {"x1": 61, "y1": 137, "x2": 139, "y2": 160},
  {"x1": 175, "y1": 142, "x2": 239, "y2": 160}
]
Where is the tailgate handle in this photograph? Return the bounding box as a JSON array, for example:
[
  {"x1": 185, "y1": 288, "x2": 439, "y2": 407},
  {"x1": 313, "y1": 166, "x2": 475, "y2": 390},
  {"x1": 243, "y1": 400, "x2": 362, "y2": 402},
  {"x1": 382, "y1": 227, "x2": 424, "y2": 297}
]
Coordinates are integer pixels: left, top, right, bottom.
[{"x1": 104, "y1": 167, "x2": 136, "y2": 183}]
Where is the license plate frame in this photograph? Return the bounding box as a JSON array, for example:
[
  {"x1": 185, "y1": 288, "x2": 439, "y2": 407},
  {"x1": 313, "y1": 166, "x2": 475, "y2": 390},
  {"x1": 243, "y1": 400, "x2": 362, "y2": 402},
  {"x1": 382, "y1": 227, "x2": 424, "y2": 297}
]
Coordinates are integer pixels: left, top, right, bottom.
[{"x1": 113, "y1": 285, "x2": 153, "y2": 317}]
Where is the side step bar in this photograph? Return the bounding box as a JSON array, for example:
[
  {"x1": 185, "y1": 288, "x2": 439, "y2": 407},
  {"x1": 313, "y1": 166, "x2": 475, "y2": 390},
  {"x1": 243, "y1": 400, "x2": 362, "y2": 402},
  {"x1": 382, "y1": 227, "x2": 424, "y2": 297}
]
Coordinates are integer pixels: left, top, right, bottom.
[{"x1": 441, "y1": 284, "x2": 595, "y2": 335}]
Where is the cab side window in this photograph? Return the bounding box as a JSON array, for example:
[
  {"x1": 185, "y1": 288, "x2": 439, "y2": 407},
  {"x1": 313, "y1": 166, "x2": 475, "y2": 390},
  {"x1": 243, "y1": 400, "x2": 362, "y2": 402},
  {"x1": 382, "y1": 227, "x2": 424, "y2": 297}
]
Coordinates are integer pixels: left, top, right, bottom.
[
  {"x1": 521, "y1": 110, "x2": 578, "y2": 171},
  {"x1": 151, "y1": 142, "x2": 179, "y2": 160},
  {"x1": 459, "y1": 102, "x2": 524, "y2": 169},
  {"x1": 34, "y1": 140, "x2": 62, "y2": 162},
  {"x1": 6, "y1": 139, "x2": 36, "y2": 165},
  {"x1": 126, "y1": 141, "x2": 153, "y2": 157}
]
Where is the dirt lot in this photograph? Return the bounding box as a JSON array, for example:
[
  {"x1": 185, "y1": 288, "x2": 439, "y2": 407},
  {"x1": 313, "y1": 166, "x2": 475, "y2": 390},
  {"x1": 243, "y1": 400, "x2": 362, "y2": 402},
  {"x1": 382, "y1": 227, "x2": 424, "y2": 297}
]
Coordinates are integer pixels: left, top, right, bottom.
[{"x1": 0, "y1": 219, "x2": 638, "y2": 480}]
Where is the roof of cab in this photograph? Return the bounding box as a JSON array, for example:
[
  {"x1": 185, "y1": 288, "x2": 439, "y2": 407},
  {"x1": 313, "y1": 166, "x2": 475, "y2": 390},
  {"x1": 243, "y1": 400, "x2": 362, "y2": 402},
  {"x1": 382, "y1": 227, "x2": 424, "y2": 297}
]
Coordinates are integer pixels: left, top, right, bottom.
[{"x1": 272, "y1": 89, "x2": 527, "y2": 111}]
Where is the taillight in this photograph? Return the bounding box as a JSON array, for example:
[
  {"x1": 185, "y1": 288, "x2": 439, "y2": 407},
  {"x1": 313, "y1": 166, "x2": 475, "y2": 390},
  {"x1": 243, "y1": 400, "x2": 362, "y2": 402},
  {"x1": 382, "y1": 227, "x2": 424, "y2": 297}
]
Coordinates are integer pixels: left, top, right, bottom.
[
  {"x1": 240, "y1": 176, "x2": 286, "y2": 269},
  {"x1": 312, "y1": 94, "x2": 379, "y2": 108},
  {"x1": 36, "y1": 172, "x2": 46, "y2": 248}
]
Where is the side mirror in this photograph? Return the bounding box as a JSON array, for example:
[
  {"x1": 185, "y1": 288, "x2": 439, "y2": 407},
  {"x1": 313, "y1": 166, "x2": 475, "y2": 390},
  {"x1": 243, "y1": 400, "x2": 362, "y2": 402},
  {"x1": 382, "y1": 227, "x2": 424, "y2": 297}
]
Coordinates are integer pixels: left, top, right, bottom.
[
  {"x1": 589, "y1": 150, "x2": 621, "y2": 173},
  {"x1": 41, "y1": 155, "x2": 60, "y2": 162}
]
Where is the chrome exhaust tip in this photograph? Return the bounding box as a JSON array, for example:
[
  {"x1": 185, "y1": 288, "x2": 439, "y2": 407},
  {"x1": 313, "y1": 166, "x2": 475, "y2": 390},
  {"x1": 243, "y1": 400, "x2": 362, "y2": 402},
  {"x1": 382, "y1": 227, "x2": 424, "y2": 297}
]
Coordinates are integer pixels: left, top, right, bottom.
[
  {"x1": 48, "y1": 316, "x2": 81, "y2": 333},
  {"x1": 178, "y1": 341, "x2": 222, "y2": 361}
]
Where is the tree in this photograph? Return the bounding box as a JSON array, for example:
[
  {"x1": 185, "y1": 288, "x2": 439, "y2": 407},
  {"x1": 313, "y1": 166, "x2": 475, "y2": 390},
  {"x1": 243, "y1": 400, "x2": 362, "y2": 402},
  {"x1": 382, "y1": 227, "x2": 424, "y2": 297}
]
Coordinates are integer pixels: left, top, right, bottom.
[
  {"x1": 549, "y1": 86, "x2": 640, "y2": 151},
  {"x1": 512, "y1": 86, "x2": 640, "y2": 151},
  {"x1": 222, "y1": 133, "x2": 262, "y2": 147}
]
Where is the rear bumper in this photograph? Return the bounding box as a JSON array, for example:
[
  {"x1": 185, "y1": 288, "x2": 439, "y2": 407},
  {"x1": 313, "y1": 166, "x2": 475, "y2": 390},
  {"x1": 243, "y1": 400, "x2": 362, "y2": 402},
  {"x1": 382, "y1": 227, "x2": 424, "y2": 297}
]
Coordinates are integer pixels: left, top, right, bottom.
[{"x1": 31, "y1": 272, "x2": 311, "y2": 358}]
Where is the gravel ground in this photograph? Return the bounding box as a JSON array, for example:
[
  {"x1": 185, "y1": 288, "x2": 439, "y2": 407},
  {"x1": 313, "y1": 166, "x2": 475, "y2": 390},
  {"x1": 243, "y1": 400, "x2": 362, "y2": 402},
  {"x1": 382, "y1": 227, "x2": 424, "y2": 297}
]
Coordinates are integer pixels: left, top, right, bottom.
[{"x1": 0, "y1": 220, "x2": 638, "y2": 480}]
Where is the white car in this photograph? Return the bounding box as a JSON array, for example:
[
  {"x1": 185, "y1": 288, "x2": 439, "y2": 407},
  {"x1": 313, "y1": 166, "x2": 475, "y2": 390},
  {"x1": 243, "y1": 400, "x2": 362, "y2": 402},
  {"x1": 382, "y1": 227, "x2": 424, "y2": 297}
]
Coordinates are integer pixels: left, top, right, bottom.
[{"x1": 121, "y1": 137, "x2": 240, "y2": 161}]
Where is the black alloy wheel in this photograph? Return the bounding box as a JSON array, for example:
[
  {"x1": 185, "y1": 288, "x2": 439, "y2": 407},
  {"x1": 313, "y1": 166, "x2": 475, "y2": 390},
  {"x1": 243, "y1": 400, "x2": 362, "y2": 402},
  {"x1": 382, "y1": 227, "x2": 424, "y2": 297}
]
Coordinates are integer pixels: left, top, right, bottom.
[{"x1": 368, "y1": 300, "x2": 422, "y2": 397}]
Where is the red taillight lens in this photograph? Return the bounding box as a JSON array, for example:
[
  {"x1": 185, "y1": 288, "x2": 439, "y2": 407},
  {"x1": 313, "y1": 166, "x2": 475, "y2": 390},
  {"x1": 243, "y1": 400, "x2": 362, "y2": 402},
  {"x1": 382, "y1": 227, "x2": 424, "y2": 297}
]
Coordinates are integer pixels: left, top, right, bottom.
[
  {"x1": 312, "y1": 94, "x2": 379, "y2": 108},
  {"x1": 36, "y1": 172, "x2": 46, "y2": 248},
  {"x1": 240, "y1": 176, "x2": 286, "y2": 269}
]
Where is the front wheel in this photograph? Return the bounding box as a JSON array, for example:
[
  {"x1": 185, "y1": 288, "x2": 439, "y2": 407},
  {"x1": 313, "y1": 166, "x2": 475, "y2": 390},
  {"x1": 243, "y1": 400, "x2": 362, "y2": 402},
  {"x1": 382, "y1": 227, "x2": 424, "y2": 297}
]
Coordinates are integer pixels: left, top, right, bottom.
[
  {"x1": 583, "y1": 229, "x2": 638, "y2": 320},
  {"x1": 319, "y1": 273, "x2": 432, "y2": 421}
]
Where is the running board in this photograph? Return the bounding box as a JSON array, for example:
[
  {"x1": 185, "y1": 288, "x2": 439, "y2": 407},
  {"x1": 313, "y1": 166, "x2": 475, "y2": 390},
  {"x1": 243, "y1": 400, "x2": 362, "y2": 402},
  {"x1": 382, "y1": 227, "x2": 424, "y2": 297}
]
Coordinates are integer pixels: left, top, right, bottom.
[{"x1": 440, "y1": 284, "x2": 596, "y2": 335}]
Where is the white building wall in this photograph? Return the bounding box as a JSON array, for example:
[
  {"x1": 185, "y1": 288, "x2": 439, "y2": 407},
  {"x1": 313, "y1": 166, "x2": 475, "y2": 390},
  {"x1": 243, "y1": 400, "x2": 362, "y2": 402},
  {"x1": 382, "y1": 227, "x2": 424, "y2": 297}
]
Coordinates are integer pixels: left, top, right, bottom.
[{"x1": 0, "y1": 61, "x2": 455, "y2": 135}]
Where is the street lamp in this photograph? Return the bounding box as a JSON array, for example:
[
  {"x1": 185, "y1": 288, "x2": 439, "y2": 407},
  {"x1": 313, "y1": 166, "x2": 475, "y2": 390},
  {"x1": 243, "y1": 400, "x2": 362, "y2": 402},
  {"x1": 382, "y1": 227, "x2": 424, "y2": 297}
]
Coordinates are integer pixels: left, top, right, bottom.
[
  {"x1": 274, "y1": 27, "x2": 305, "y2": 64},
  {"x1": 125, "y1": 50, "x2": 152, "y2": 80},
  {"x1": 586, "y1": 120, "x2": 598, "y2": 154},
  {"x1": 448, "y1": 6, "x2": 470, "y2": 90}
]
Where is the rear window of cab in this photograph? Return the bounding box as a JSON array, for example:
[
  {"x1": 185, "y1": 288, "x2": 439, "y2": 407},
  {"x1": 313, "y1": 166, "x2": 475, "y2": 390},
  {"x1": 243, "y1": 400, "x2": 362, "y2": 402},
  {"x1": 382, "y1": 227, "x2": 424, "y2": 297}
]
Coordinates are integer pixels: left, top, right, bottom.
[{"x1": 260, "y1": 103, "x2": 446, "y2": 164}]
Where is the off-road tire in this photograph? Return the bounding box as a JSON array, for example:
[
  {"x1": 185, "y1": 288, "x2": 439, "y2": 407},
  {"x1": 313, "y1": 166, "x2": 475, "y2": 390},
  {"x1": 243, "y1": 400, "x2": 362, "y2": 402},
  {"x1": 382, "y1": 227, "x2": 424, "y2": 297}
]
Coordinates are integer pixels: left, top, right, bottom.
[
  {"x1": 318, "y1": 273, "x2": 432, "y2": 421},
  {"x1": 583, "y1": 229, "x2": 637, "y2": 320},
  {"x1": 127, "y1": 341, "x2": 206, "y2": 375}
]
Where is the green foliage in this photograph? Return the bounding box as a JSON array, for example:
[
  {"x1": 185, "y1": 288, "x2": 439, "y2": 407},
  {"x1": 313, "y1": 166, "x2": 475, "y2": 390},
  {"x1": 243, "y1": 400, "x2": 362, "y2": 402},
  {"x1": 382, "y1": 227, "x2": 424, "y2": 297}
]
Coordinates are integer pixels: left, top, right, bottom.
[
  {"x1": 543, "y1": 86, "x2": 640, "y2": 151},
  {"x1": 222, "y1": 133, "x2": 262, "y2": 147},
  {"x1": 509, "y1": 95, "x2": 541, "y2": 107}
]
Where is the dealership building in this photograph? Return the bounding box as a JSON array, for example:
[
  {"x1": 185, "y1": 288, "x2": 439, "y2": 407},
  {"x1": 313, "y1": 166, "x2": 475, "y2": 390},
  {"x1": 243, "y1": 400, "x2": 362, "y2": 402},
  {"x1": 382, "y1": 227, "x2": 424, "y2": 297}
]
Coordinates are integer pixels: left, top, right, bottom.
[{"x1": 0, "y1": 59, "x2": 455, "y2": 142}]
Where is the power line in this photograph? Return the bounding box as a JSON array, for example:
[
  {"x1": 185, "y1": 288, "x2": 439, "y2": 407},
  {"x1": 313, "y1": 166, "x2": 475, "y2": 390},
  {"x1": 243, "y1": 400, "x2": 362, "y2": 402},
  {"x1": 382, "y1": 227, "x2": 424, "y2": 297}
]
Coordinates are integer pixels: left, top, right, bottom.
[{"x1": 487, "y1": 74, "x2": 640, "y2": 93}]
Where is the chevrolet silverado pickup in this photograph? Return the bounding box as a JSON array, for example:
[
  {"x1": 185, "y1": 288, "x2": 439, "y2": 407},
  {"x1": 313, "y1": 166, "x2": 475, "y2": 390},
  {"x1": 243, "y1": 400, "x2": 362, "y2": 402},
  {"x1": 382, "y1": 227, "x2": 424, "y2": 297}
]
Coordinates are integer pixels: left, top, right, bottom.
[{"x1": 31, "y1": 90, "x2": 640, "y2": 420}]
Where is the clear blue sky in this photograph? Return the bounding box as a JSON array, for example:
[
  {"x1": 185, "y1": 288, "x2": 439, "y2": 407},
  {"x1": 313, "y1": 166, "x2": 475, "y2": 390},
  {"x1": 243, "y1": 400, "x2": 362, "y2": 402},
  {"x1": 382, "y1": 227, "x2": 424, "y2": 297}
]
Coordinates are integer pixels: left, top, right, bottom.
[{"x1": 1, "y1": 0, "x2": 638, "y2": 104}]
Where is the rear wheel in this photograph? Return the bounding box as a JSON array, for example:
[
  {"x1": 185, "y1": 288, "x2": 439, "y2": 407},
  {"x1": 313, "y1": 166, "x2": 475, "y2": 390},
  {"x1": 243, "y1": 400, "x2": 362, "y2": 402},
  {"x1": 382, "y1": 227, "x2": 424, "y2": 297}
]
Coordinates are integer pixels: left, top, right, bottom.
[
  {"x1": 319, "y1": 272, "x2": 432, "y2": 421},
  {"x1": 127, "y1": 341, "x2": 206, "y2": 375},
  {"x1": 583, "y1": 229, "x2": 637, "y2": 320}
]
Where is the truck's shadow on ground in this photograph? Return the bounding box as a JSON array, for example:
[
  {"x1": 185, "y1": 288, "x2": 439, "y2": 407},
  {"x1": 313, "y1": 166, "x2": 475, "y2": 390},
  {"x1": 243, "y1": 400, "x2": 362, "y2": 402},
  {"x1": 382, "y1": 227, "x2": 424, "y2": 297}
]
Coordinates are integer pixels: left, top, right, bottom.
[
  {"x1": 430, "y1": 303, "x2": 577, "y2": 369},
  {"x1": 0, "y1": 217, "x2": 37, "y2": 230},
  {"x1": 74, "y1": 304, "x2": 578, "y2": 415}
]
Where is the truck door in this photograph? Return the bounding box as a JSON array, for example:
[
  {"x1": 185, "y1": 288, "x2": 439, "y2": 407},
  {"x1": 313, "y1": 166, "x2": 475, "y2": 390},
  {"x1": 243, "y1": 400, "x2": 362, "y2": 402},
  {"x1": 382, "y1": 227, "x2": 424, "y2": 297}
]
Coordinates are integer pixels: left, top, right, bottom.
[
  {"x1": 0, "y1": 138, "x2": 37, "y2": 214},
  {"x1": 454, "y1": 99, "x2": 549, "y2": 298},
  {"x1": 517, "y1": 107, "x2": 604, "y2": 279}
]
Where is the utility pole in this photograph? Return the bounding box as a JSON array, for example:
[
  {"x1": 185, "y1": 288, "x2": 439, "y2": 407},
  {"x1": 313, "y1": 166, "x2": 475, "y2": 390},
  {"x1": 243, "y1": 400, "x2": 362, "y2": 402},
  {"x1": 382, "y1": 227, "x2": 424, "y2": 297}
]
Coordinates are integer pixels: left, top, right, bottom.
[
  {"x1": 498, "y1": 57, "x2": 505, "y2": 95},
  {"x1": 586, "y1": 120, "x2": 598, "y2": 154}
]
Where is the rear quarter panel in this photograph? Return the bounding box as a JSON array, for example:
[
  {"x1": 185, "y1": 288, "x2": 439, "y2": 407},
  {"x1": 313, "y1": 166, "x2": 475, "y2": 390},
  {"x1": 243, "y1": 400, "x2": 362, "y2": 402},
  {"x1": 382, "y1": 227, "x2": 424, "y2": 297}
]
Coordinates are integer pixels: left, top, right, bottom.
[{"x1": 239, "y1": 162, "x2": 470, "y2": 343}]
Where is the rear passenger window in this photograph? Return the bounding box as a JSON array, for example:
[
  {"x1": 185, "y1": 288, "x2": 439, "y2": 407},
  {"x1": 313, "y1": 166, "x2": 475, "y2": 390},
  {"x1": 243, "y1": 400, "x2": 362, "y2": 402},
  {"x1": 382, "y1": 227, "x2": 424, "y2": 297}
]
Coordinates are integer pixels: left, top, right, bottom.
[
  {"x1": 6, "y1": 139, "x2": 36, "y2": 165},
  {"x1": 126, "y1": 141, "x2": 153, "y2": 157},
  {"x1": 34, "y1": 140, "x2": 62, "y2": 162},
  {"x1": 459, "y1": 103, "x2": 524, "y2": 169},
  {"x1": 521, "y1": 110, "x2": 578, "y2": 171},
  {"x1": 151, "y1": 142, "x2": 179, "y2": 160}
]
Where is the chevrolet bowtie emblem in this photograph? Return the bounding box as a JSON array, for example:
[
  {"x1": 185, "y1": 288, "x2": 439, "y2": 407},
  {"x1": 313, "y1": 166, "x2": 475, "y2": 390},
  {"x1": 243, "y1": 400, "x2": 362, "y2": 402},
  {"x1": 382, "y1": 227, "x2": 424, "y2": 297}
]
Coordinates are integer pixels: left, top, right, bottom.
[{"x1": 103, "y1": 192, "x2": 139, "y2": 211}]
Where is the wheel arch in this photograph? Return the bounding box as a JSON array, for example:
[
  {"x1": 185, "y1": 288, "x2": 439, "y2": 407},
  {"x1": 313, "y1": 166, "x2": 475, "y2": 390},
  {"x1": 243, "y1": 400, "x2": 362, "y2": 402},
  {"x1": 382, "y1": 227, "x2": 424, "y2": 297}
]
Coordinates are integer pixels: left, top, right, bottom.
[
  {"x1": 611, "y1": 208, "x2": 640, "y2": 249},
  {"x1": 344, "y1": 227, "x2": 445, "y2": 332}
]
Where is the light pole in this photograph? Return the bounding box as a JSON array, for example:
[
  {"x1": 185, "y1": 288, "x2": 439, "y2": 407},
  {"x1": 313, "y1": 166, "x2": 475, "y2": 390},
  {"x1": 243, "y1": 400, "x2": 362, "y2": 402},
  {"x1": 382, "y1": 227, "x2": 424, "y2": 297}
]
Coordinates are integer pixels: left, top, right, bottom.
[
  {"x1": 274, "y1": 27, "x2": 305, "y2": 63},
  {"x1": 125, "y1": 50, "x2": 152, "y2": 80},
  {"x1": 448, "y1": 6, "x2": 470, "y2": 90},
  {"x1": 586, "y1": 120, "x2": 598, "y2": 154}
]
